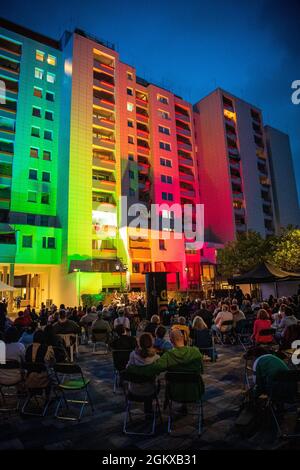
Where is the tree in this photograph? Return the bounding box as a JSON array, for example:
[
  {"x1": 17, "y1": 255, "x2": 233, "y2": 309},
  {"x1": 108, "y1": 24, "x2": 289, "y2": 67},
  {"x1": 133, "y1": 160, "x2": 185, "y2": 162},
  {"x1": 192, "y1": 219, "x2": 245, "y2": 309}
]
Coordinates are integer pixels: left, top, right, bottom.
[
  {"x1": 217, "y1": 231, "x2": 269, "y2": 278},
  {"x1": 268, "y1": 227, "x2": 300, "y2": 272}
]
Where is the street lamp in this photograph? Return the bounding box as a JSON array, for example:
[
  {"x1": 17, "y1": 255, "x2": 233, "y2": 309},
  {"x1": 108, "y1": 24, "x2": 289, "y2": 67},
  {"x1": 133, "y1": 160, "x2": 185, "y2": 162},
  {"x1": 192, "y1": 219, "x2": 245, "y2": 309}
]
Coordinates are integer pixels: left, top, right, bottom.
[
  {"x1": 73, "y1": 268, "x2": 81, "y2": 306},
  {"x1": 184, "y1": 266, "x2": 189, "y2": 298}
]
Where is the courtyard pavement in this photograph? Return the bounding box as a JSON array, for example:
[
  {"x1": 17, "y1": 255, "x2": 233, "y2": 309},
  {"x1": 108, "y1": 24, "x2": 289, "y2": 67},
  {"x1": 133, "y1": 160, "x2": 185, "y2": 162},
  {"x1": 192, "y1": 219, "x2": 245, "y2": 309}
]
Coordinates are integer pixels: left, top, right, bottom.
[{"x1": 0, "y1": 343, "x2": 299, "y2": 451}]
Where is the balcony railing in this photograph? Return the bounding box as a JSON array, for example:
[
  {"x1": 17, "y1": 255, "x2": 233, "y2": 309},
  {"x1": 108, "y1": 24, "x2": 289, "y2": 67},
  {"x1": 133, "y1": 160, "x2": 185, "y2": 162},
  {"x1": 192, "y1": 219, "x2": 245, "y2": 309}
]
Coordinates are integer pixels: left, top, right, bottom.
[
  {"x1": 176, "y1": 127, "x2": 191, "y2": 137},
  {"x1": 179, "y1": 156, "x2": 193, "y2": 167},
  {"x1": 93, "y1": 59, "x2": 115, "y2": 75},
  {"x1": 175, "y1": 112, "x2": 190, "y2": 123},
  {"x1": 177, "y1": 141, "x2": 192, "y2": 152},
  {"x1": 93, "y1": 97, "x2": 115, "y2": 110},
  {"x1": 179, "y1": 172, "x2": 194, "y2": 182}
]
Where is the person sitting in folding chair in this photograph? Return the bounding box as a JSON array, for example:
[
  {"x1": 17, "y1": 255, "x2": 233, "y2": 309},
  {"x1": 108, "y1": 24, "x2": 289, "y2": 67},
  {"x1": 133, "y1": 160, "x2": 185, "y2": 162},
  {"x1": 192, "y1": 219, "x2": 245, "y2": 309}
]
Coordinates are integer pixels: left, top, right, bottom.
[
  {"x1": 191, "y1": 317, "x2": 217, "y2": 362},
  {"x1": 211, "y1": 305, "x2": 233, "y2": 343},
  {"x1": 252, "y1": 309, "x2": 274, "y2": 345},
  {"x1": 126, "y1": 333, "x2": 160, "y2": 416},
  {"x1": 1, "y1": 327, "x2": 25, "y2": 386}
]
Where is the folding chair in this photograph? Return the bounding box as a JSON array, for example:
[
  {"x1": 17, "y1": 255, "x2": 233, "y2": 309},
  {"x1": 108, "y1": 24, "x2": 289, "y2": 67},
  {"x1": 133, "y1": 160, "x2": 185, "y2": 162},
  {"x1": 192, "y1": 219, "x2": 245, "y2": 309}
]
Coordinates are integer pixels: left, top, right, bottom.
[
  {"x1": 0, "y1": 360, "x2": 24, "y2": 412},
  {"x1": 91, "y1": 329, "x2": 109, "y2": 354},
  {"x1": 22, "y1": 362, "x2": 53, "y2": 417},
  {"x1": 235, "y1": 319, "x2": 254, "y2": 351},
  {"x1": 267, "y1": 369, "x2": 300, "y2": 439},
  {"x1": 257, "y1": 328, "x2": 277, "y2": 350},
  {"x1": 54, "y1": 363, "x2": 94, "y2": 421},
  {"x1": 193, "y1": 329, "x2": 217, "y2": 362},
  {"x1": 165, "y1": 371, "x2": 204, "y2": 436},
  {"x1": 122, "y1": 371, "x2": 162, "y2": 436},
  {"x1": 214, "y1": 320, "x2": 235, "y2": 345},
  {"x1": 58, "y1": 334, "x2": 78, "y2": 362},
  {"x1": 111, "y1": 349, "x2": 133, "y2": 393}
]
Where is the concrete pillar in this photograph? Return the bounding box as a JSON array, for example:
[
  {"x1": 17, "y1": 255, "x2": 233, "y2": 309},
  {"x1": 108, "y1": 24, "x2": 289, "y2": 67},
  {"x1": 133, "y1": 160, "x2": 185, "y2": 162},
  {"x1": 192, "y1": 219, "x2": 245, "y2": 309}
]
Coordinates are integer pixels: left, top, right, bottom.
[{"x1": 8, "y1": 263, "x2": 14, "y2": 314}]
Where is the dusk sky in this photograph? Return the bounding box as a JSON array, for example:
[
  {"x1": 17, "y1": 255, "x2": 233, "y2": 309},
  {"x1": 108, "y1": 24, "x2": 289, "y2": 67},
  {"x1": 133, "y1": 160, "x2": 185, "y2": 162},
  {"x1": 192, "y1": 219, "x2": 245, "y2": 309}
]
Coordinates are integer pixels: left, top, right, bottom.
[{"x1": 3, "y1": 0, "x2": 300, "y2": 196}]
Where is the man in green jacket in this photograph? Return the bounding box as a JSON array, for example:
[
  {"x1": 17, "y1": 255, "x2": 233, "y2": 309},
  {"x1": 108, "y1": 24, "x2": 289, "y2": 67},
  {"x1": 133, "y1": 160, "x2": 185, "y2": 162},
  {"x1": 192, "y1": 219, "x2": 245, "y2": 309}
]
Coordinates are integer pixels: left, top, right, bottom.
[{"x1": 126, "y1": 330, "x2": 204, "y2": 402}]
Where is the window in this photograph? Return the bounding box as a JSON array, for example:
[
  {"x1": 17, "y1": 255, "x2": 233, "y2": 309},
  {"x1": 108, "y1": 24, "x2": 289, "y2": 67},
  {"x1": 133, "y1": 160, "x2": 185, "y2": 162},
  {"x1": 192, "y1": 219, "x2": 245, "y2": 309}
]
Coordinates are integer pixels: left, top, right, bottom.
[
  {"x1": 162, "y1": 192, "x2": 173, "y2": 201},
  {"x1": 22, "y1": 235, "x2": 32, "y2": 248},
  {"x1": 40, "y1": 215, "x2": 49, "y2": 226},
  {"x1": 127, "y1": 88, "x2": 133, "y2": 96},
  {"x1": 158, "y1": 110, "x2": 170, "y2": 120},
  {"x1": 46, "y1": 72, "x2": 55, "y2": 84},
  {"x1": 129, "y1": 170, "x2": 135, "y2": 179},
  {"x1": 159, "y1": 125, "x2": 170, "y2": 135},
  {"x1": 34, "y1": 67, "x2": 43, "y2": 80},
  {"x1": 42, "y1": 236, "x2": 55, "y2": 249},
  {"x1": 128, "y1": 135, "x2": 134, "y2": 144},
  {"x1": 47, "y1": 55, "x2": 56, "y2": 66},
  {"x1": 27, "y1": 214, "x2": 36, "y2": 225},
  {"x1": 33, "y1": 87, "x2": 42, "y2": 98},
  {"x1": 31, "y1": 126, "x2": 40, "y2": 137},
  {"x1": 127, "y1": 120, "x2": 134, "y2": 128},
  {"x1": 160, "y1": 158, "x2": 172, "y2": 167},
  {"x1": 127, "y1": 102, "x2": 134, "y2": 112},
  {"x1": 32, "y1": 107, "x2": 41, "y2": 118},
  {"x1": 28, "y1": 191, "x2": 37, "y2": 203},
  {"x1": 30, "y1": 147, "x2": 39, "y2": 158},
  {"x1": 43, "y1": 150, "x2": 51, "y2": 161},
  {"x1": 45, "y1": 110, "x2": 53, "y2": 121},
  {"x1": 159, "y1": 240, "x2": 166, "y2": 250},
  {"x1": 144, "y1": 263, "x2": 151, "y2": 272},
  {"x1": 41, "y1": 193, "x2": 50, "y2": 204},
  {"x1": 129, "y1": 188, "x2": 135, "y2": 196},
  {"x1": 29, "y1": 169, "x2": 38, "y2": 180},
  {"x1": 127, "y1": 72, "x2": 133, "y2": 80},
  {"x1": 159, "y1": 141, "x2": 171, "y2": 151},
  {"x1": 157, "y1": 94, "x2": 168, "y2": 105},
  {"x1": 161, "y1": 175, "x2": 172, "y2": 184},
  {"x1": 36, "y1": 50, "x2": 44, "y2": 62},
  {"x1": 44, "y1": 130, "x2": 53, "y2": 141},
  {"x1": 42, "y1": 171, "x2": 50, "y2": 182},
  {"x1": 46, "y1": 91, "x2": 54, "y2": 102},
  {"x1": 128, "y1": 154, "x2": 134, "y2": 161},
  {"x1": 133, "y1": 263, "x2": 140, "y2": 273}
]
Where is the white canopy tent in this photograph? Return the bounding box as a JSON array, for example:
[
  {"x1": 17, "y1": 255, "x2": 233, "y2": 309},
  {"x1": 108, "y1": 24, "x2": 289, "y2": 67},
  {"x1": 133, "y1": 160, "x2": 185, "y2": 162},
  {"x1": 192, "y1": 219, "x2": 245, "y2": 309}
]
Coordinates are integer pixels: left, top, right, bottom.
[{"x1": 0, "y1": 280, "x2": 15, "y2": 292}]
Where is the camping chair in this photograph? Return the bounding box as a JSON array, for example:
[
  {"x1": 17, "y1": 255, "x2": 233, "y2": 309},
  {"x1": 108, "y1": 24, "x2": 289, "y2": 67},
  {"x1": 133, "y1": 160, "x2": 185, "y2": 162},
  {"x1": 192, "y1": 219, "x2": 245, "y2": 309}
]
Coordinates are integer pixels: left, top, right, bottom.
[
  {"x1": 53, "y1": 363, "x2": 94, "y2": 421},
  {"x1": 235, "y1": 319, "x2": 254, "y2": 351},
  {"x1": 121, "y1": 371, "x2": 162, "y2": 436},
  {"x1": 214, "y1": 320, "x2": 235, "y2": 345},
  {"x1": 57, "y1": 334, "x2": 78, "y2": 362},
  {"x1": 112, "y1": 349, "x2": 133, "y2": 393},
  {"x1": 193, "y1": 329, "x2": 217, "y2": 362},
  {"x1": 0, "y1": 360, "x2": 24, "y2": 412},
  {"x1": 266, "y1": 369, "x2": 300, "y2": 439},
  {"x1": 165, "y1": 371, "x2": 204, "y2": 436},
  {"x1": 22, "y1": 362, "x2": 53, "y2": 417},
  {"x1": 91, "y1": 328, "x2": 110, "y2": 354}
]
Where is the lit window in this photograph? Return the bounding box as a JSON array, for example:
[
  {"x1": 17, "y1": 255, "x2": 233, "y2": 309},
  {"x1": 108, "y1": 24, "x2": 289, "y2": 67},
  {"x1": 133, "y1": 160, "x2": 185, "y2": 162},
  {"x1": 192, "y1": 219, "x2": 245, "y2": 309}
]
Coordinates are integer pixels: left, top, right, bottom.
[
  {"x1": 33, "y1": 87, "x2": 42, "y2": 98},
  {"x1": 42, "y1": 171, "x2": 50, "y2": 182},
  {"x1": 30, "y1": 147, "x2": 39, "y2": 158},
  {"x1": 36, "y1": 50, "x2": 44, "y2": 62},
  {"x1": 28, "y1": 191, "x2": 37, "y2": 203},
  {"x1": 44, "y1": 130, "x2": 53, "y2": 141},
  {"x1": 29, "y1": 169, "x2": 38, "y2": 180},
  {"x1": 31, "y1": 126, "x2": 40, "y2": 138},
  {"x1": 127, "y1": 102, "x2": 134, "y2": 112},
  {"x1": 47, "y1": 55, "x2": 56, "y2": 66},
  {"x1": 35, "y1": 68, "x2": 43, "y2": 80},
  {"x1": 43, "y1": 150, "x2": 51, "y2": 161},
  {"x1": 22, "y1": 235, "x2": 33, "y2": 248},
  {"x1": 46, "y1": 72, "x2": 55, "y2": 84},
  {"x1": 32, "y1": 107, "x2": 41, "y2": 118}
]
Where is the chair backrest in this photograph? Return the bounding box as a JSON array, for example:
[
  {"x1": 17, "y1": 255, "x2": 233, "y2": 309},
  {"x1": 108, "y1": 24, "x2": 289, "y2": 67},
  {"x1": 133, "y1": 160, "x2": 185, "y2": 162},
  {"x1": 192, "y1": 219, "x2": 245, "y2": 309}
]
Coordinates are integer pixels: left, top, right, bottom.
[
  {"x1": 221, "y1": 320, "x2": 234, "y2": 327},
  {"x1": 0, "y1": 360, "x2": 21, "y2": 370},
  {"x1": 259, "y1": 328, "x2": 276, "y2": 337},
  {"x1": 93, "y1": 328, "x2": 109, "y2": 334},
  {"x1": 23, "y1": 361, "x2": 47, "y2": 374},
  {"x1": 58, "y1": 334, "x2": 77, "y2": 348},
  {"x1": 165, "y1": 370, "x2": 204, "y2": 403},
  {"x1": 54, "y1": 363, "x2": 82, "y2": 375},
  {"x1": 112, "y1": 349, "x2": 132, "y2": 371},
  {"x1": 193, "y1": 329, "x2": 212, "y2": 349},
  {"x1": 121, "y1": 369, "x2": 155, "y2": 384}
]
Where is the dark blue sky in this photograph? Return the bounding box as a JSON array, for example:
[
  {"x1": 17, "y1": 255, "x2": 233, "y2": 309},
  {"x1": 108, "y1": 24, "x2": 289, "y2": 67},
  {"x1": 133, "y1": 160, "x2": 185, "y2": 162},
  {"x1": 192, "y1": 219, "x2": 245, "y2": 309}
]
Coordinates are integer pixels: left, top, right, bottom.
[{"x1": 3, "y1": 0, "x2": 300, "y2": 196}]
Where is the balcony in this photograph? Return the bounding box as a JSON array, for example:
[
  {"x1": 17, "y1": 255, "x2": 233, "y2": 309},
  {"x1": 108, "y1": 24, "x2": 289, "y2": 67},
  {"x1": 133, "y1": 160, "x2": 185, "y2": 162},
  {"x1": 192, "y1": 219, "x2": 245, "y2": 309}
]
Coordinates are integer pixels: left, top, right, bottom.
[
  {"x1": 180, "y1": 188, "x2": 195, "y2": 198},
  {"x1": 228, "y1": 147, "x2": 239, "y2": 156},
  {"x1": 232, "y1": 191, "x2": 244, "y2": 200},
  {"x1": 92, "y1": 177, "x2": 116, "y2": 192},
  {"x1": 179, "y1": 172, "x2": 194, "y2": 182},
  {"x1": 176, "y1": 127, "x2": 191, "y2": 137},
  {"x1": 137, "y1": 128, "x2": 149, "y2": 139},
  {"x1": 93, "y1": 136, "x2": 115, "y2": 150},
  {"x1": 93, "y1": 59, "x2": 115, "y2": 76},
  {"x1": 93, "y1": 115, "x2": 115, "y2": 130},
  {"x1": 93, "y1": 97, "x2": 115, "y2": 112},
  {"x1": 136, "y1": 96, "x2": 148, "y2": 108},
  {"x1": 175, "y1": 112, "x2": 190, "y2": 123},
  {"x1": 179, "y1": 156, "x2": 193, "y2": 167},
  {"x1": 0, "y1": 174, "x2": 12, "y2": 187},
  {"x1": 93, "y1": 78, "x2": 115, "y2": 93},
  {"x1": 92, "y1": 247, "x2": 117, "y2": 259},
  {"x1": 92, "y1": 200, "x2": 116, "y2": 211},
  {"x1": 177, "y1": 141, "x2": 192, "y2": 152},
  {"x1": 93, "y1": 154, "x2": 115, "y2": 171},
  {"x1": 223, "y1": 96, "x2": 234, "y2": 112},
  {"x1": 137, "y1": 145, "x2": 150, "y2": 155},
  {"x1": 260, "y1": 177, "x2": 271, "y2": 187},
  {"x1": 229, "y1": 160, "x2": 240, "y2": 170},
  {"x1": 234, "y1": 206, "x2": 245, "y2": 216}
]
